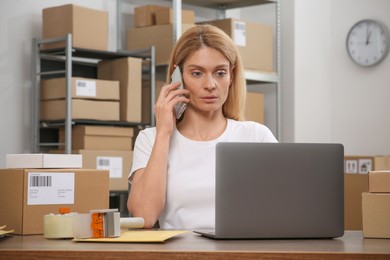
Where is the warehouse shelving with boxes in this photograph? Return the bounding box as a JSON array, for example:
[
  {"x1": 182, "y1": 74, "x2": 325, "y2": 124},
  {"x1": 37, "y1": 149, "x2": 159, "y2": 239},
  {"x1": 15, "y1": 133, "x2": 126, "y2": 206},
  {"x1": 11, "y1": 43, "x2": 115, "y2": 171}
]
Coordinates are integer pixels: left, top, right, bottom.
[{"x1": 31, "y1": 4, "x2": 156, "y2": 216}]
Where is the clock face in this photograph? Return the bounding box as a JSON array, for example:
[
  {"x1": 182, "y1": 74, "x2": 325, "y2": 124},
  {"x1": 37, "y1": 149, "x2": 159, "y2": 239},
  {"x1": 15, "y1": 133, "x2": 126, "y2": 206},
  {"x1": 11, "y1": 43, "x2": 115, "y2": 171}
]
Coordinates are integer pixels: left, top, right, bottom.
[{"x1": 346, "y1": 19, "x2": 390, "y2": 67}]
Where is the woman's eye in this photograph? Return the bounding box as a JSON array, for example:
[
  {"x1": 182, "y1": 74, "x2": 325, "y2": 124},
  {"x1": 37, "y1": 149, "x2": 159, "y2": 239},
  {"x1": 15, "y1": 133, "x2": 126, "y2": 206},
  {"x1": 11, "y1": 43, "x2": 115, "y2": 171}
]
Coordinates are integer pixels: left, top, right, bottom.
[
  {"x1": 192, "y1": 71, "x2": 202, "y2": 77},
  {"x1": 215, "y1": 71, "x2": 227, "y2": 78}
]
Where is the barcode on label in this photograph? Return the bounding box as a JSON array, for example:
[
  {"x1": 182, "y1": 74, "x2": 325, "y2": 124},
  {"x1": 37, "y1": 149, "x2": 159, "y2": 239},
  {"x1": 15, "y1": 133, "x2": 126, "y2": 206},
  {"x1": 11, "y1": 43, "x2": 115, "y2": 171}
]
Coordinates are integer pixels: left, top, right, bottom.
[
  {"x1": 76, "y1": 81, "x2": 86, "y2": 87},
  {"x1": 234, "y1": 22, "x2": 246, "y2": 31},
  {"x1": 30, "y1": 175, "x2": 52, "y2": 187},
  {"x1": 98, "y1": 158, "x2": 110, "y2": 166}
]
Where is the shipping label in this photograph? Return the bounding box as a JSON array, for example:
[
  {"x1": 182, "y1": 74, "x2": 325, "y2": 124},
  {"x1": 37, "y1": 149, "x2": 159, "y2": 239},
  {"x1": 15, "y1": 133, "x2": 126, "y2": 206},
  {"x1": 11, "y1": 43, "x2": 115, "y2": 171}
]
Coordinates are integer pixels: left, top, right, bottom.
[
  {"x1": 27, "y1": 172, "x2": 75, "y2": 205},
  {"x1": 76, "y1": 79, "x2": 97, "y2": 97},
  {"x1": 233, "y1": 21, "x2": 246, "y2": 46},
  {"x1": 97, "y1": 156, "x2": 123, "y2": 178}
]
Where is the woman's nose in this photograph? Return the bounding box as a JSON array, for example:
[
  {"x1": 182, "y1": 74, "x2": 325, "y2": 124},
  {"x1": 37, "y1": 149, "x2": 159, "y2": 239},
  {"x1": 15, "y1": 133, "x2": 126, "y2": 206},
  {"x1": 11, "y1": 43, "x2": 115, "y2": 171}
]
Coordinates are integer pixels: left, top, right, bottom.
[{"x1": 203, "y1": 75, "x2": 216, "y2": 91}]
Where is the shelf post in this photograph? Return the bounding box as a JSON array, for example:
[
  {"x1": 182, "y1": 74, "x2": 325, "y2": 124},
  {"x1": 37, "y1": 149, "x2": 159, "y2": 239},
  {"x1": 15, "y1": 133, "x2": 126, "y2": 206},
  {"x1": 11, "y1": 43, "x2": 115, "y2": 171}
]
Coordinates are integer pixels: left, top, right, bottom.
[
  {"x1": 150, "y1": 46, "x2": 156, "y2": 127},
  {"x1": 65, "y1": 34, "x2": 72, "y2": 154},
  {"x1": 31, "y1": 38, "x2": 40, "y2": 153},
  {"x1": 173, "y1": 0, "x2": 182, "y2": 42}
]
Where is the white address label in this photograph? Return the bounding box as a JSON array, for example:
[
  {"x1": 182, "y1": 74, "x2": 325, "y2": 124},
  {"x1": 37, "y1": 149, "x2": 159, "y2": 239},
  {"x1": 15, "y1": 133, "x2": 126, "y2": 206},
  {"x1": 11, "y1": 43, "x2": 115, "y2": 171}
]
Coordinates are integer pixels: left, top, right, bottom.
[
  {"x1": 233, "y1": 21, "x2": 246, "y2": 46},
  {"x1": 76, "y1": 79, "x2": 96, "y2": 97},
  {"x1": 97, "y1": 156, "x2": 123, "y2": 179},
  {"x1": 27, "y1": 172, "x2": 75, "y2": 205}
]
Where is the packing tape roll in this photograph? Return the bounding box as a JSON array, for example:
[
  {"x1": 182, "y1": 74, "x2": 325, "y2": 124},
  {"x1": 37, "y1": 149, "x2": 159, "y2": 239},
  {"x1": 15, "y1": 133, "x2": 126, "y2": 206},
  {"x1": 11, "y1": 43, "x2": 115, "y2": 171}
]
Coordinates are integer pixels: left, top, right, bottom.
[
  {"x1": 43, "y1": 213, "x2": 75, "y2": 239},
  {"x1": 120, "y1": 217, "x2": 145, "y2": 229}
]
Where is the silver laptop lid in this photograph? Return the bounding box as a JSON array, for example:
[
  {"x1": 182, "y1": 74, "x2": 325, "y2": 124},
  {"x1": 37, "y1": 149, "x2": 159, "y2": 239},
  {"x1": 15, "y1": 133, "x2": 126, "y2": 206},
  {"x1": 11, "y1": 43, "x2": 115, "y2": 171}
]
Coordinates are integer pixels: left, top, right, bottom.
[{"x1": 215, "y1": 142, "x2": 344, "y2": 239}]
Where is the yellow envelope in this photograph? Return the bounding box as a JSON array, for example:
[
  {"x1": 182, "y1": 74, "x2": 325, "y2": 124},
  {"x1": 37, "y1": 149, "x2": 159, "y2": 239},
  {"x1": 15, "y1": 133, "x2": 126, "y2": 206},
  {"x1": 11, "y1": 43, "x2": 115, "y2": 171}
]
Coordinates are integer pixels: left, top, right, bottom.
[
  {"x1": 0, "y1": 225, "x2": 14, "y2": 236},
  {"x1": 73, "y1": 230, "x2": 188, "y2": 243}
]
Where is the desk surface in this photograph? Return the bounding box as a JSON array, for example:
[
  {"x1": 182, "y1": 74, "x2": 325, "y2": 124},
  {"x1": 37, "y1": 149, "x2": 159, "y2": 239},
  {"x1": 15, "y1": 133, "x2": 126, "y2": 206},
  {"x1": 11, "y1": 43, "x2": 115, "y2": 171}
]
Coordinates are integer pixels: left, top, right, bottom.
[{"x1": 0, "y1": 231, "x2": 390, "y2": 259}]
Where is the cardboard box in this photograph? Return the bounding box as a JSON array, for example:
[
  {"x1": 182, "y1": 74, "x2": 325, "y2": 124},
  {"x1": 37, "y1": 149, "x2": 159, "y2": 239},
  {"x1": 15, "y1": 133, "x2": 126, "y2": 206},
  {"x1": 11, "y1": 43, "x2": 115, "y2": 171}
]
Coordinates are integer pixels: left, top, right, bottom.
[
  {"x1": 98, "y1": 57, "x2": 142, "y2": 123},
  {"x1": 344, "y1": 155, "x2": 390, "y2": 230},
  {"x1": 245, "y1": 92, "x2": 264, "y2": 124},
  {"x1": 40, "y1": 99, "x2": 120, "y2": 121},
  {"x1": 155, "y1": 8, "x2": 195, "y2": 25},
  {"x1": 134, "y1": 5, "x2": 169, "y2": 28},
  {"x1": 204, "y1": 18, "x2": 273, "y2": 72},
  {"x1": 142, "y1": 80, "x2": 165, "y2": 124},
  {"x1": 77, "y1": 150, "x2": 132, "y2": 191},
  {"x1": 362, "y1": 192, "x2": 390, "y2": 238},
  {"x1": 41, "y1": 77, "x2": 119, "y2": 101},
  {"x1": 126, "y1": 24, "x2": 195, "y2": 65},
  {"x1": 0, "y1": 168, "x2": 109, "y2": 235},
  {"x1": 59, "y1": 125, "x2": 134, "y2": 151},
  {"x1": 344, "y1": 174, "x2": 368, "y2": 230},
  {"x1": 369, "y1": 170, "x2": 390, "y2": 192},
  {"x1": 6, "y1": 154, "x2": 82, "y2": 169},
  {"x1": 42, "y1": 4, "x2": 108, "y2": 50}
]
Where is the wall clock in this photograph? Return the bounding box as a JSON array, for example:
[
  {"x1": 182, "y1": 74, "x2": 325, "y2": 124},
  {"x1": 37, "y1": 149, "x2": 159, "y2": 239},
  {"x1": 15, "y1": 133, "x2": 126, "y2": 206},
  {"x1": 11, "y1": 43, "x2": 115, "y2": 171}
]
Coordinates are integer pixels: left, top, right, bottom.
[{"x1": 346, "y1": 19, "x2": 390, "y2": 67}]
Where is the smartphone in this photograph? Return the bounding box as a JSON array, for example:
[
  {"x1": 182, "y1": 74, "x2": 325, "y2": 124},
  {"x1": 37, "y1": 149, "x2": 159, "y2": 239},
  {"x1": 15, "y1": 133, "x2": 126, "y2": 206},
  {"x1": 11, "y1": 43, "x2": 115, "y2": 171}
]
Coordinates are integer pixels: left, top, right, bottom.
[{"x1": 171, "y1": 66, "x2": 187, "y2": 119}]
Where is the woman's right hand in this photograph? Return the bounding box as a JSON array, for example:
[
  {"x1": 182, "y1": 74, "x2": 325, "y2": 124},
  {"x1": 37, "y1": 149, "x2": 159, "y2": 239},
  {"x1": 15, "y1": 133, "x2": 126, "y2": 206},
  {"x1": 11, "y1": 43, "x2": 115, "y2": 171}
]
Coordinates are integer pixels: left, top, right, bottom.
[{"x1": 154, "y1": 82, "x2": 189, "y2": 136}]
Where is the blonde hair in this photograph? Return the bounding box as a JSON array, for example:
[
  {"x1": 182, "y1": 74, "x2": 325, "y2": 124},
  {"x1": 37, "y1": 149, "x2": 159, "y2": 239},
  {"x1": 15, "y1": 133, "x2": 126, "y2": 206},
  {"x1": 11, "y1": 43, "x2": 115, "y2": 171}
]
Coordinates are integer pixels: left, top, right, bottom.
[{"x1": 167, "y1": 24, "x2": 246, "y2": 121}]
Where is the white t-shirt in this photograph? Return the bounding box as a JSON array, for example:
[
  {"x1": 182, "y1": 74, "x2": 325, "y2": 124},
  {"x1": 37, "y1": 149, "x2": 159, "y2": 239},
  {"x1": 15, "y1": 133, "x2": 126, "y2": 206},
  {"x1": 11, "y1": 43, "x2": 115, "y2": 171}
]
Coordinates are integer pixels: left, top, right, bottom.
[{"x1": 129, "y1": 119, "x2": 277, "y2": 229}]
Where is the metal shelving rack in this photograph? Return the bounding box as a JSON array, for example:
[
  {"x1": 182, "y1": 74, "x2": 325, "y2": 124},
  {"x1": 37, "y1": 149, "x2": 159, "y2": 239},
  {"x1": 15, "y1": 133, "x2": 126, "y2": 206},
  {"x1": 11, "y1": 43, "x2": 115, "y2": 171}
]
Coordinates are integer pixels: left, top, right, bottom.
[
  {"x1": 31, "y1": 34, "x2": 156, "y2": 154},
  {"x1": 171, "y1": 0, "x2": 281, "y2": 139}
]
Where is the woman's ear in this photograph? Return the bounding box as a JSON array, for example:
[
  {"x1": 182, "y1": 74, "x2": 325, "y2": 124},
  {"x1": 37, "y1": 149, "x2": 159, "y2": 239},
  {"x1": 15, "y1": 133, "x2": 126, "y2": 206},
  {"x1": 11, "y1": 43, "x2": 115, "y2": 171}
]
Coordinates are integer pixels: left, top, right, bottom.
[{"x1": 230, "y1": 66, "x2": 235, "y2": 85}]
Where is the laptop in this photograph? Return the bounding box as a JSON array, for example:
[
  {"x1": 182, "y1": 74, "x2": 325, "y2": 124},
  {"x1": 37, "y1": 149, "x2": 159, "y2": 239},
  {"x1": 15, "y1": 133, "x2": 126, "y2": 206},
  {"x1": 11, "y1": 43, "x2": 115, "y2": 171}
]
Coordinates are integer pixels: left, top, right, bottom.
[{"x1": 194, "y1": 142, "x2": 344, "y2": 239}]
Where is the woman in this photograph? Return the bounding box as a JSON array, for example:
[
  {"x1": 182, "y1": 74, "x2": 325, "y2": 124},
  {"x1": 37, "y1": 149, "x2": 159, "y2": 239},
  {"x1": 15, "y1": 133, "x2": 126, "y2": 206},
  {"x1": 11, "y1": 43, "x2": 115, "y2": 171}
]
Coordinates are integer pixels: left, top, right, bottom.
[{"x1": 127, "y1": 24, "x2": 277, "y2": 229}]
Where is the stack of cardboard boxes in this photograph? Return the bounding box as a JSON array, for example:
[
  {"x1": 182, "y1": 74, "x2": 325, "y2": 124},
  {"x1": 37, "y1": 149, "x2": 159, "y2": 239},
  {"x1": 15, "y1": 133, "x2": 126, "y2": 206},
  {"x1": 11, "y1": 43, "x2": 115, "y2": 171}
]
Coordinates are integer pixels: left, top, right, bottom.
[
  {"x1": 41, "y1": 4, "x2": 143, "y2": 125},
  {"x1": 40, "y1": 77, "x2": 120, "y2": 121},
  {"x1": 362, "y1": 170, "x2": 390, "y2": 238},
  {"x1": 344, "y1": 156, "x2": 390, "y2": 230},
  {"x1": 0, "y1": 154, "x2": 109, "y2": 235},
  {"x1": 58, "y1": 125, "x2": 134, "y2": 191},
  {"x1": 39, "y1": 4, "x2": 143, "y2": 193},
  {"x1": 127, "y1": 5, "x2": 196, "y2": 65}
]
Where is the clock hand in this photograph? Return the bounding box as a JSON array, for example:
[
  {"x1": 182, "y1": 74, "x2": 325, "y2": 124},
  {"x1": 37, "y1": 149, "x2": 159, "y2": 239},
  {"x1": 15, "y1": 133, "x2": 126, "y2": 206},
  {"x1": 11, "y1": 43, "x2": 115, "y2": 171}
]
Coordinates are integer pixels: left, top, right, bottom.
[
  {"x1": 366, "y1": 22, "x2": 372, "y2": 45},
  {"x1": 367, "y1": 30, "x2": 372, "y2": 45}
]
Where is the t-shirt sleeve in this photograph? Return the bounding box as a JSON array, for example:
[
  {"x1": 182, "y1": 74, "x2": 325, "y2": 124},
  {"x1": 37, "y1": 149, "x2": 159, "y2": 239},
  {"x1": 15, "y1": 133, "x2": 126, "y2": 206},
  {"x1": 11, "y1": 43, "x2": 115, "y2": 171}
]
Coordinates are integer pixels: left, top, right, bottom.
[
  {"x1": 128, "y1": 128, "x2": 155, "y2": 183},
  {"x1": 259, "y1": 124, "x2": 278, "y2": 143},
  {"x1": 227, "y1": 119, "x2": 278, "y2": 143},
  {"x1": 244, "y1": 121, "x2": 278, "y2": 143}
]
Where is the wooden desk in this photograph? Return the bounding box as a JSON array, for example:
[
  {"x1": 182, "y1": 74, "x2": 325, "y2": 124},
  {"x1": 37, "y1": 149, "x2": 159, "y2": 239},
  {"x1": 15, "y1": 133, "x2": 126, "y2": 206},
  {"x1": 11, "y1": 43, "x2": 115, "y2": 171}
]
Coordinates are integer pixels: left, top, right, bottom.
[{"x1": 0, "y1": 231, "x2": 389, "y2": 259}]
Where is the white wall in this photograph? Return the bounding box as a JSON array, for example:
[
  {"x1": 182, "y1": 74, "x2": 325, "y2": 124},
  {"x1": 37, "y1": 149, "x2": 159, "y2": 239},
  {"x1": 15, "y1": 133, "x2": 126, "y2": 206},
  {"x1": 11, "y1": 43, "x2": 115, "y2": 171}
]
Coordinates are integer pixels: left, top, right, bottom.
[
  {"x1": 1, "y1": 0, "x2": 389, "y2": 167},
  {"x1": 294, "y1": 0, "x2": 332, "y2": 143},
  {"x1": 330, "y1": 0, "x2": 390, "y2": 155},
  {"x1": 292, "y1": 0, "x2": 390, "y2": 155}
]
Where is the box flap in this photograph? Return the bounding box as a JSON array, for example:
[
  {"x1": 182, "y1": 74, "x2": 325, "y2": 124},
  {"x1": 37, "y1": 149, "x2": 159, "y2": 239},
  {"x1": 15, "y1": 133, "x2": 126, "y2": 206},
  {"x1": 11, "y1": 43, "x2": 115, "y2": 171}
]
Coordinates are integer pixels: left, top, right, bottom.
[{"x1": 73, "y1": 125, "x2": 134, "y2": 137}]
